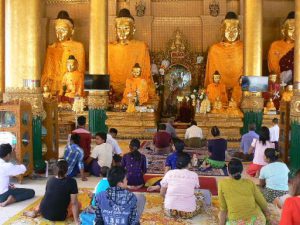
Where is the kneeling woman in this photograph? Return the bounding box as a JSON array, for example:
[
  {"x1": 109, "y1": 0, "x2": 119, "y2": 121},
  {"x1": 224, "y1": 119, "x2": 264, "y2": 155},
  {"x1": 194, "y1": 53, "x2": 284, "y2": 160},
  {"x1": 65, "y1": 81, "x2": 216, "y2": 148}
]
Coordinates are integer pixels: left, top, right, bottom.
[
  {"x1": 201, "y1": 126, "x2": 227, "y2": 170},
  {"x1": 218, "y1": 158, "x2": 269, "y2": 225},
  {"x1": 24, "y1": 160, "x2": 81, "y2": 225},
  {"x1": 160, "y1": 152, "x2": 204, "y2": 219}
]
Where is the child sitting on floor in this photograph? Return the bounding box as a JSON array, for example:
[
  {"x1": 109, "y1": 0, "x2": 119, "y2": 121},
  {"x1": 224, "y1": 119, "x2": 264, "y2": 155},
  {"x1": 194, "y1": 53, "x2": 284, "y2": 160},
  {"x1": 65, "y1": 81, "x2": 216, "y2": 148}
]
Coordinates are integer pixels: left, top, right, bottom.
[
  {"x1": 112, "y1": 154, "x2": 122, "y2": 167},
  {"x1": 80, "y1": 167, "x2": 110, "y2": 225},
  {"x1": 94, "y1": 166, "x2": 146, "y2": 225}
]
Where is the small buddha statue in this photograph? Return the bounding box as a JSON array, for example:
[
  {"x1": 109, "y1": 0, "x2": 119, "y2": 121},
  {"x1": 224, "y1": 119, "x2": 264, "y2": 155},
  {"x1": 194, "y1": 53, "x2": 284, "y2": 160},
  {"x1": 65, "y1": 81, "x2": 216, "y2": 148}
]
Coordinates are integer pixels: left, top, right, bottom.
[
  {"x1": 226, "y1": 98, "x2": 243, "y2": 117},
  {"x1": 211, "y1": 97, "x2": 224, "y2": 114},
  {"x1": 282, "y1": 85, "x2": 293, "y2": 102},
  {"x1": 206, "y1": 71, "x2": 228, "y2": 106},
  {"x1": 126, "y1": 93, "x2": 136, "y2": 113},
  {"x1": 108, "y1": 8, "x2": 156, "y2": 101},
  {"x1": 199, "y1": 96, "x2": 211, "y2": 114},
  {"x1": 121, "y1": 63, "x2": 149, "y2": 105},
  {"x1": 59, "y1": 55, "x2": 84, "y2": 102},
  {"x1": 205, "y1": 12, "x2": 243, "y2": 90},
  {"x1": 263, "y1": 73, "x2": 281, "y2": 110},
  {"x1": 268, "y1": 11, "x2": 295, "y2": 76},
  {"x1": 264, "y1": 98, "x2": 277, "y2": 114},
  {"x1": 43, "y1": 85, "x2": 52, "y2": 99},
  {"x1": 41, "y1": 11, "x2": 85, "y2": 95}
]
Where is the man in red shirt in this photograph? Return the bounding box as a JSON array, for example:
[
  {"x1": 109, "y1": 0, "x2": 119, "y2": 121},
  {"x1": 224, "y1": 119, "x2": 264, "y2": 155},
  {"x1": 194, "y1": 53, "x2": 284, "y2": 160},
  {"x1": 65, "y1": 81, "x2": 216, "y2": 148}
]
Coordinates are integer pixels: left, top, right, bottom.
[
  {"x1": 153, "y1": 124, "x2": 172, "y2": 154},
  {"x1": 72, "y1": 116, "x2": 92, "y2": 169}
]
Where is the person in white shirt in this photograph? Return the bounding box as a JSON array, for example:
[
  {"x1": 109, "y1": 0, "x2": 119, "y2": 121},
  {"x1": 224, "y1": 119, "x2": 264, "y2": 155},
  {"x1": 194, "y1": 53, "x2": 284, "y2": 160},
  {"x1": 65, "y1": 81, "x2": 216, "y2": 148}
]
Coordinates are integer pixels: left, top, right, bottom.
[
  {"x1": 86, "y1": 133, "x2": 113, "y2": 177},
  {"x1": 269, "y1": 118, "x2": 280, "y2": 150},
  {"x1": 106, "y1": 128, "x2": 122, "y2": 155},
  {"x1": 184, "y1": 120, "x2": 204, "y2": 148},
  {"x1": 0, "y1": 144, "x2": 35, "y2": 207}
]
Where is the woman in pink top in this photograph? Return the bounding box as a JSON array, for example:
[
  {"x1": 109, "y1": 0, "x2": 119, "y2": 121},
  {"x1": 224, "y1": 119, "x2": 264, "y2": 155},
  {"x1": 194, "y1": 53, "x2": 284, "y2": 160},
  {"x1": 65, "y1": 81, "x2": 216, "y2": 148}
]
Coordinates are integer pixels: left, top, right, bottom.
[
  {"x1": 246, "y1": 127, "x2": 275, "y2": 177},
  {"x1": 160, "y1": 152, "x2": 205, "y2": 219}
]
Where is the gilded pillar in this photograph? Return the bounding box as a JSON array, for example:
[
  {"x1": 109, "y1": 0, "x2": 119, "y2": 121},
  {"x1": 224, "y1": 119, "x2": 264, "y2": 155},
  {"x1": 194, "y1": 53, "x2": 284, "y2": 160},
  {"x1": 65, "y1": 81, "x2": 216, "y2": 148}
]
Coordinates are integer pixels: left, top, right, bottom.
[
  {"x1": 5, "y1": 0, "x2": 41, "y2": 88},
  {"x1": 4, "y1": 0, "x2": 45, "y2": 171},
  {"x1": 289, "y1": 1, "x2": 300, "y2": 174},
  {"x1": 243, "y1": 0, "x2": 262, "y2": 76},
  {"x1": 89, "y1": 0, "x2": 108, "y2": 74},
  {"x1": 88, "y1": 0, "x2": 109, "y2": 135},
  {"x1": 241, "y1": 0, "x2": 264, "y2": 134}
]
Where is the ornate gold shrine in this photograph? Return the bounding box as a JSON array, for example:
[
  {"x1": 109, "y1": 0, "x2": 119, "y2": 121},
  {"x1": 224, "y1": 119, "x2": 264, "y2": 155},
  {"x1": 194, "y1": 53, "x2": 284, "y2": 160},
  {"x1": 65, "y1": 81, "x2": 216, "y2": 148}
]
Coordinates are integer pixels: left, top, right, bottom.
[{"x1": 151, "y1": 29, "x2": 203, "y2": 117}]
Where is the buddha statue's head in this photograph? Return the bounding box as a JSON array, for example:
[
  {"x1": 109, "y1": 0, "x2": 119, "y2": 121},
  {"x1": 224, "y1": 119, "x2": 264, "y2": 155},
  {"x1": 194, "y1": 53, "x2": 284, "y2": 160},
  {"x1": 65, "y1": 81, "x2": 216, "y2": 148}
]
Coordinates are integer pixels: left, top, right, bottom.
[
  {"x1": 213, "y1": 71, "x2": 221, "y2": 84},
  {"x1": 115, "y1": 9, "x2": 136, "y2": 44},
  {"x1": 281, "y1": 11, "x2": 295, "y2": 42},
  {"x1": 287, "y1": 84, "x2": 293, "y2": 92},
  {"x1": 43, "y1": 85, "x2": 49, "y2": 93},
  {"x1": 66, "y1": 55, "x2": 78, "y2": 72},
  {"x1": 222, "y1": 12, "x2": 240, "y2": 43},
  {"x1": 55, "y1": 11, "x2": 74, "y2": 42},
  {"x1": 269, "y1": 73, "x2": 278, "y2": 83},
  {"x1": 132, "y1": 63, "x2": 142, "y2": 78}
]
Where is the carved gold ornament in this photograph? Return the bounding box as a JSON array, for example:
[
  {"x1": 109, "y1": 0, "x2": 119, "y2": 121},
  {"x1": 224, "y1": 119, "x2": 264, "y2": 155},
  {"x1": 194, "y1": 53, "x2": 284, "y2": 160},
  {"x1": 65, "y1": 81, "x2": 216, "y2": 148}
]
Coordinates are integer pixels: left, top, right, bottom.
[{"x1": 4, "y1": 87, "x2": 46, "y2": 118}]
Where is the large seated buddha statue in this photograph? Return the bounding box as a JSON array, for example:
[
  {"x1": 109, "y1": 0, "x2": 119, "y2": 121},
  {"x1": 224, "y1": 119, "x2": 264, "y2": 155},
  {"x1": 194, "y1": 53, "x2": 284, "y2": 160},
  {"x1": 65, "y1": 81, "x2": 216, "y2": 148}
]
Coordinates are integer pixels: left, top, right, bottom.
[
  {"x1": 121, "y1": 63, "x2": 149, "y2": 105},
  {"x1": 41, "y1": 11, "x2": 85, "y2": 95},
  {"x1": 59, "y1": 55, "x2": 84, "y2": 102},
  {"x1": 268, "y1": 11, "x2": 295, "y2": 77},
  {"x1": 108, "y1": 9, "x2": 155, "y2": 101},
  {"x1": 205, "y1": 12, "x2": 243, "y2": 91},
  {"x1": 206, "y1": 71, "x2": 228, "y2": 106}
]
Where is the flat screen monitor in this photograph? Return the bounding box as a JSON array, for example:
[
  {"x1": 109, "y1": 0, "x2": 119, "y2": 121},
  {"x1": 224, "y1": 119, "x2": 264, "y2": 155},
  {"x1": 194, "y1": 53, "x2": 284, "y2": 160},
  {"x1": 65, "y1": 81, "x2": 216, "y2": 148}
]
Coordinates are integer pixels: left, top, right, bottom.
[
  {"x1": 241, "y1": 76, "x2": 269, "y2": 92},
  {"x1": 84, "y1": 74, "x2": 110, "y2": 91}
]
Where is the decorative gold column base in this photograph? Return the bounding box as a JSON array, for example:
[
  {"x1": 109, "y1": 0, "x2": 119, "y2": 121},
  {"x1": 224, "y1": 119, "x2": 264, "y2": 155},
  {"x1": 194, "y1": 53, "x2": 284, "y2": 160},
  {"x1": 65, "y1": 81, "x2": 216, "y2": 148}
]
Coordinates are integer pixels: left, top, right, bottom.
[
  {"x1": 241, "y1": 92, "x2": 264, "y2": 112},
  {"x1": 87, "y1": 90, "x2": 109, "y2": 110},
  {"x1": 4, "y1": 87, "x2": 45, "y2": 118},
  {"x1": 290, "y1": 92, "x2": 300, "y2": 123}
]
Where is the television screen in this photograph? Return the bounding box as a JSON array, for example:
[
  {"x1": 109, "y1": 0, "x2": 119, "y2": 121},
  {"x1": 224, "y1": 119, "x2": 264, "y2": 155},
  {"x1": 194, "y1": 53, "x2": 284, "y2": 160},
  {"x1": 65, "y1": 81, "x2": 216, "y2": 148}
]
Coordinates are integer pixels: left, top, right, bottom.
[
  {"x1": 241, "y1": 76, "x2": 269, "y2": 92},
  {"x1": 84, "y1": 74, "x2": 110, "y2": 91}
]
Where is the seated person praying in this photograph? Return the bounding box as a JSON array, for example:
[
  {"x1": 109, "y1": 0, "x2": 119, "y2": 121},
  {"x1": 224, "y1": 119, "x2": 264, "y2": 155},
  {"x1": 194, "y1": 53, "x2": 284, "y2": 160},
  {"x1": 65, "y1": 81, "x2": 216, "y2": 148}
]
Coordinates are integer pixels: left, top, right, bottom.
[
  {"x1": 122, "y1": 139, "x2": 147, "y2": 190},
  {"x1": 86, "y1": 132, "x2": 113, "y2": 177},
  {"x1": 24, "y1": 160, "x2": 81, "y2": 225},
  {"x1": 64, "y1": 134, "x2": 87, "y2": 181},
  {"x1": 0, "y1": 144, "x2": 35, "y2": 207},
  {"x1": 79, "y1": 166, "x2": 110, "y2": 225},
  {"x1": 201, "y1": 126, "x2": 227, "y2": 170}
]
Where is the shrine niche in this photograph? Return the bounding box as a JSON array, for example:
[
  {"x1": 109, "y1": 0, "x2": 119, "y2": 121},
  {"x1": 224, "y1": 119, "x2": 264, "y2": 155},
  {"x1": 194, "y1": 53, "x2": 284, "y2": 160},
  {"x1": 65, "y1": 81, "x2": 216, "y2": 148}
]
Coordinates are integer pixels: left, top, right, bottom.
[{"x1": 151, "y1": 29, "x2": 203, "y2": 118}]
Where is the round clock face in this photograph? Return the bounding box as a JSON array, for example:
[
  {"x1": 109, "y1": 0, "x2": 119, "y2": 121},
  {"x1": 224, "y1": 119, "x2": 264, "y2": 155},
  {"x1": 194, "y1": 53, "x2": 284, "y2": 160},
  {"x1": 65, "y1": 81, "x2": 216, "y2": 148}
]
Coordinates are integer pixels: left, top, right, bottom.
[{"x1": 166, "y1": 64, "x2": 191, "y2": 92}]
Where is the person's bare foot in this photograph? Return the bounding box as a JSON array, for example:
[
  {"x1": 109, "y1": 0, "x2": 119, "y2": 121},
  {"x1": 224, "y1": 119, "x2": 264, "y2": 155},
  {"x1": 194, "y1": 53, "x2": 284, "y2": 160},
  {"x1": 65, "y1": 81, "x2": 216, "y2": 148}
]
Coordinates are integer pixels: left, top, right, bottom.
[
  {"x1": 147, "y1": 185, "x2": 160, "y2": 192},
  {"x1": 0, "y1": 196, "x2": 15, "y2": 207},
  {"x1": 23, "y1": 210, "x2": 39, "y2": 218}
]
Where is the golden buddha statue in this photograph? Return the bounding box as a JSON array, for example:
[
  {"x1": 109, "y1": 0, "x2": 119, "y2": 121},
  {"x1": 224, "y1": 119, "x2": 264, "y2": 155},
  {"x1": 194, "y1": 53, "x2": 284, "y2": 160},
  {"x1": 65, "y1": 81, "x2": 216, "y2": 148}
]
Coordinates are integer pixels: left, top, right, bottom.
[
  {"x1": 231, "y1": 76, "x2": 243, "y2": 107},
  {"x1": 264, "y1": 98, "x2": 277, "y2": 114},
  {"x1": 226, "y1": 98, "x2": 243, "y2": 117},
  {"x1": 108, "y1": 9, "x2": 155, "y2": 101},
  {"x1": 282, "y1": 85, "x2": 293, "y2": 102},
  {"x1": 268, "y1": 11, "x2": 295, "y2": 75},
  {"x1": 205, "y1": 12, "x2": 243, "y2": 90},
  {"x1": 206, "y1": 71, "x2": 228, "y2": 106},
  {"x1": 211, "y1": 97, "x2": 224, "y2": 114},
  {"x1": 121, "y1": 63, "x2": 149, "y2": 105},
  {"x1": 41, "y1": 11, "x2": 85, "y2": 95},
  {"x1": 59, "y1": 55, "x2": 84, "y2": 100}
]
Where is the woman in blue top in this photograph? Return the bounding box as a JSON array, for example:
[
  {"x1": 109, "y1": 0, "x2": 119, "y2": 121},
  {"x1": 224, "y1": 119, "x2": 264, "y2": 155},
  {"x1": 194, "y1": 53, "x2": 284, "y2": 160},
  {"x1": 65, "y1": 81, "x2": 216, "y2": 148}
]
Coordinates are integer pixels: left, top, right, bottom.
[{"x1": 259, "y1": 148, "x2": 289, "y2": 203}]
